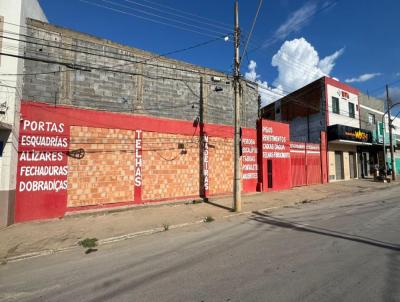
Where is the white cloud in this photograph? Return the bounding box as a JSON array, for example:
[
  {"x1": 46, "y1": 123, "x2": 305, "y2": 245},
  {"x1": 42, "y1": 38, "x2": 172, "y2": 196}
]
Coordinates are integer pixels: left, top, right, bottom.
[
  {"x1": 271, "y1": 37, "x2": 343, "y2": 92},
  {"x1": 396, "y1": 72, "x2": 400, "y2": 77},
  {"x1": 244, "y1": 60, "x2": 284, "y2": 106},
  {"x1": 244, "y1": 60, "x2": 259, "y2": 82},
  {"x1": 245, "y1": 37, "x2": 344, "y2": 107},
  {"x1": 345, "y1": 73, "x2": 382, "y2": 83},
  {"x1": 318, "y1": 48, "x2": 345, "y2": 75},
  {"x1": 274, "y1": 2, "x2": 317, "y2": 40},
  {"x1": 264, "y1": 1, "x2": 335, "y2": 47}
]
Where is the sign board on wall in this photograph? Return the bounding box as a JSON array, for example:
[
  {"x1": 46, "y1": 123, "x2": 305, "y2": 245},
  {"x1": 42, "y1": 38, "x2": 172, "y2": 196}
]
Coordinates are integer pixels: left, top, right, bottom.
[
  {"x1": 241, "y1": 128, "x2": 258, "y2": 192},
  {"x1": 258, "y1": 119, "x2": 291, "y2": 191},
  {"x1": 15, "y1": 111, "x2": 70, "y2": 222},
  {"x1": 327, "y1": 124, "x2": 372, "y2": 143}
]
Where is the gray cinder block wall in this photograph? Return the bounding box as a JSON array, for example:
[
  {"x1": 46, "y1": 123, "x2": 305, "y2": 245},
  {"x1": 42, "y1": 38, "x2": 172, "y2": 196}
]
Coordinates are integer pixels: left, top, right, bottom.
[
  {"x1": 22, "y1": 19, "x2": 259, "y2": 128},
  {"x1": 359, "y1": 92, "x2": 385, "y2": 134}
]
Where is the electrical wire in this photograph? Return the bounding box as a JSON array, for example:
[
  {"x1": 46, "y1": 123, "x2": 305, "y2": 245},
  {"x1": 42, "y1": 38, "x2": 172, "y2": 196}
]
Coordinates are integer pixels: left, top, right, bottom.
[
  {"x1": 0, "y1": 31, "x2": 231, "y2": 79},
  {"x1": 130, "y1": 0, "x2": 232, "y2": 28},
  {"x1": 240, "y1": 0, "x2": 263, "y2": 65},
  {"x1": 79, "y1": 0, "x2": 225, "y2": 39}
]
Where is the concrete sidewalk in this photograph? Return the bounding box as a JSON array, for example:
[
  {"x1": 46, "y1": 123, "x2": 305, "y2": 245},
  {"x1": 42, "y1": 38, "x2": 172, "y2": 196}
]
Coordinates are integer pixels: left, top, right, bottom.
[{"x1": 0, "y1": 179, "x2": 397, "y2": 262}]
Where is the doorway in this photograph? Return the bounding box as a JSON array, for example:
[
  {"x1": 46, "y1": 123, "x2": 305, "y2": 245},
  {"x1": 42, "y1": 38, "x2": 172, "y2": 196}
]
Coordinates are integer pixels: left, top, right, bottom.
[
  {"x1": 349, "y1": 152, "x2": 357, "y2": 179},
  {"x1": 267, "y1": 160, "x2": 273, "y2": 188},
  {"x1": 335, "y1": 151, "x2": 344, "y2": 180}
]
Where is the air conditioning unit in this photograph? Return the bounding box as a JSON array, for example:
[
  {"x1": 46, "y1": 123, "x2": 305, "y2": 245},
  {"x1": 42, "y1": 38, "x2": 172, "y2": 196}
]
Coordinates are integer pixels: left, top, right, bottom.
[{"x1": 0, "y1": 102, "x2": 8, "y2": 115}]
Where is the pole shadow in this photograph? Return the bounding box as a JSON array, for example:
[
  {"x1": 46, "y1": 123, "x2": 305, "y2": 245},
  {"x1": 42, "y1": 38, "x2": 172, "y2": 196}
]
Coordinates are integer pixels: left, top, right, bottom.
[{"x1": 250, "y1": 211, "x2": 400, "y2": 252}]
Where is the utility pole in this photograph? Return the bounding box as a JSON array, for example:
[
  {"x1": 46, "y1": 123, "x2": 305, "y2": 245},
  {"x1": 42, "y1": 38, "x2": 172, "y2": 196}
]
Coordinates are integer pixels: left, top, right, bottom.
[
  {"x1": 386, "y1": 85, "x2": 396, "y2": 180},
  {"x1": 233, "y1": 0, "x2": 241, "y2": 211}
]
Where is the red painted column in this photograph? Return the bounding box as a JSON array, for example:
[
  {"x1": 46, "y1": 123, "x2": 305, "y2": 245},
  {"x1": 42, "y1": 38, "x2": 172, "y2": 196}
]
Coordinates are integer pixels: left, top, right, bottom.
[{"x1": 320, "y1": 131, "x2": 328, "y2": 184}]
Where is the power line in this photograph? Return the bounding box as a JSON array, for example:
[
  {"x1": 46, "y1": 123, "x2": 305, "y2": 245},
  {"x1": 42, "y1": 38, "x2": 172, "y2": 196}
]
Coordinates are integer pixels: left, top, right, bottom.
[
  {"x1": 0, "y1": 31, "x2": 231, "y2": 79},
  {"x1": 119, "y1": 0, "x2": 232, "y2": 32},
  {"x1": 101, "y1": 0, "x2": 229, "y2": 36},
  {"x1": 130, "y1": 0, "x2": 232, "y2": 28},
  {"x1": 0, "y1": 31, "x2": 230, "y2": 76},
  {"x1": 247, "y1": 1, "x2": 338, "y2": 54},
  {"x1": 79, "y1": 0, "x2": 225, "y2": 39},
  {"x1": 255, "y1": 79, "x2": 398, "y2": 127},
  {"x1": 240, "y1": 0, "x2": 263, "y2": 66}
]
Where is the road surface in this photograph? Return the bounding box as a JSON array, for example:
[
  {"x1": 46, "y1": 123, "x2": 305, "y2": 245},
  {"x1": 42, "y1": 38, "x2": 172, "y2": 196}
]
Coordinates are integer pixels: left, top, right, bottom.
[{"x1": 1, "y1": 185, "x2": 399, "y2": 302}]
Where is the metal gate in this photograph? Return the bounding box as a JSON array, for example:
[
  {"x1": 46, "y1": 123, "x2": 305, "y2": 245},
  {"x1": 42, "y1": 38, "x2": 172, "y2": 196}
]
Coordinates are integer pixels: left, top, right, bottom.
[{"x1": 290, "y1": 142, "x2": 322, "y2": 187}]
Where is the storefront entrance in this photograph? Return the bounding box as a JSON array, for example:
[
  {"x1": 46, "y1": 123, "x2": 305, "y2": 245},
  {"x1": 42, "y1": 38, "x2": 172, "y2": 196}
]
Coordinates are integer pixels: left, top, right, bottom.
[
  {"x1": 335, "y1": 151, "x2": 344, "y2": 180},
  {"x1": 349, "y1": 152, "x2": 357, "y2": 179}
]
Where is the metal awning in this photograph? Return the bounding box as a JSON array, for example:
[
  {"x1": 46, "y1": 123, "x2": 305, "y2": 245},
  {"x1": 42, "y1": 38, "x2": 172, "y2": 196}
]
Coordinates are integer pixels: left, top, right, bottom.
[{"x1": 0, "y1": 121, "x2": 12, "y2": 130}]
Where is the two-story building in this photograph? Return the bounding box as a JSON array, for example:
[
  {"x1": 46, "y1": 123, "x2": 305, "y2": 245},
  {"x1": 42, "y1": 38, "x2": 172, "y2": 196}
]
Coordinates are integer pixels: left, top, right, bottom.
[
  {"x1": 262, "y1": 76, "x2": 373, "y2": 182},
  {"x1": 358, "y1": 93, "x2": 392, "y2": 177}
]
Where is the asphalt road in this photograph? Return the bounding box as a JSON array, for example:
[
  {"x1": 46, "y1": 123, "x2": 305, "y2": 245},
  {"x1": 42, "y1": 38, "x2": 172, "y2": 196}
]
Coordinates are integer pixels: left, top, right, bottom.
[{"x1": 1, "y1": 185, "x2": 399, "y2": 302}]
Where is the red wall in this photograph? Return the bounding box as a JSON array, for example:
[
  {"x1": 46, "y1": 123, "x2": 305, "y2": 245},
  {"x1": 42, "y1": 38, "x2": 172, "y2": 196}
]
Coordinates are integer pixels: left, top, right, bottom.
[
  {"x1": 290, "y1": 142, "x2": 307, "y2": 187},
  {"x1": 14, "y1": 101, "x2": 329, "y2": 223},
  {"x1": 258, "y1": 119, "x2": 291, "y2": 191},
  {"x1": 16, "y1": 105, "x2": 70, "y2": 222}
]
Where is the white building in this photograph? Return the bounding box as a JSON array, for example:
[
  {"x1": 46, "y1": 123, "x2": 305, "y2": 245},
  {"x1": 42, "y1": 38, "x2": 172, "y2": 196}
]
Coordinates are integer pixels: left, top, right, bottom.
[{"x1": 0, "y1": 0, "x2": 47, "y2": 226}]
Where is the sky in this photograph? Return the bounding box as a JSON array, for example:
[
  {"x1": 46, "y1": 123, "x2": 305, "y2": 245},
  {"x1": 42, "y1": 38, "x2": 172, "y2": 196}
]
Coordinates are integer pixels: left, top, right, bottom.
[{"x1": 38, "y1": 0, "x2": 400, "y2": 107}]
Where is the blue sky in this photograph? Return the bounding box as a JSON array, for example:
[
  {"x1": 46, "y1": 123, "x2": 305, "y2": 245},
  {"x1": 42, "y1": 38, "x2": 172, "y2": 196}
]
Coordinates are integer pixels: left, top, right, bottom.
[{"x1": 38, "y1": 0, "x2": 400, "y2": 105}]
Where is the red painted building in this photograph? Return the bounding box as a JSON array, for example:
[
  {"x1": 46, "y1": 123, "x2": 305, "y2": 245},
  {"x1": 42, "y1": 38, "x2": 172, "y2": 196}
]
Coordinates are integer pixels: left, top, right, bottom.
[{"x1": 14, "y1": 101, "x2": 327, "y2": 223}]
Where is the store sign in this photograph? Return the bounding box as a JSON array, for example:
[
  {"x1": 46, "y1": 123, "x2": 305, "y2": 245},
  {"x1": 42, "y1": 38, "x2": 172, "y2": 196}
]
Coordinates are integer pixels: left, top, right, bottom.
[
  {"x1": 134, "y1": 130, "x2": 143, "y2": 187},
  {"x1": 327, "y1": 124, "x2": 372, "y2": 143},
  {"x1": 18, "y1": 120, "x2": 69, "y2": 193},
  {"x1": 203, "y1": 134, "x2": 209, "y2": 192},
  {"x1": 242, "y1": 137, "x2": 258, "y2": 180},
  {"x1": 262, "y1": 126, "x2": 290, "y2": 159}
]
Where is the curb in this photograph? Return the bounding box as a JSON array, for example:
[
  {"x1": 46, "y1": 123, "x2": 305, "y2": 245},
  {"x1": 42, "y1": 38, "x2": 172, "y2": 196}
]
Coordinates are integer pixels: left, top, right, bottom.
[
  {"x1": 1, "y1": 219, "x2": 222, "y2": 263},
  {"x1": 2, "y1": 207, "x2": 283, "y2": 264}
]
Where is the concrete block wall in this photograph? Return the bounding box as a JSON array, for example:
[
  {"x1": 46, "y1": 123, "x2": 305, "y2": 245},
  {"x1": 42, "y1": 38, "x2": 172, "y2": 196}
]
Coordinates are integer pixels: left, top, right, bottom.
[{"x1": 22, "y1": 19, "x2": 258, "y2": 129}]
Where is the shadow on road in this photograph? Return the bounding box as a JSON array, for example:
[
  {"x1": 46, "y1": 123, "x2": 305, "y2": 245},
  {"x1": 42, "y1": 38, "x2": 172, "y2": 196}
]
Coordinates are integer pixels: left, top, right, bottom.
[
  {"x1": 204, "y1": 199, "x2": 233, "y2": 211},
  {"x1": 250, "y1": 211, "x2": 400, "y2": 252}
]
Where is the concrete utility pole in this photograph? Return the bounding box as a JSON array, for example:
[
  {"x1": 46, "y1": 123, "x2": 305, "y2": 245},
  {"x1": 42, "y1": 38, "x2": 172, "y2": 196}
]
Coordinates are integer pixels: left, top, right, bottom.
[
  {"x1": 233, "y1": 0, "x2": 242, "y2": 211},
  {"x1": 386, "y1": 85, "x2": 396, "y2": 180}
]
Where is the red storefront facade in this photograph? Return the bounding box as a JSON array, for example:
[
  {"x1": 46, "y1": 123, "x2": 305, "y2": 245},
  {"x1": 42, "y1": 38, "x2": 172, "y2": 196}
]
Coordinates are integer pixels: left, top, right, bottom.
[{"x1": 14, "y1": 101, "x2": 327, "y2": 223}]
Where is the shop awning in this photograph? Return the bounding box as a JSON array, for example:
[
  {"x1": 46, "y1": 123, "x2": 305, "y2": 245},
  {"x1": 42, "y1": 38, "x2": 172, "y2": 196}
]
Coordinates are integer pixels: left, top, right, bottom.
[{"x1": 327, "y1": 124, "x2": 372, "y2": 144}]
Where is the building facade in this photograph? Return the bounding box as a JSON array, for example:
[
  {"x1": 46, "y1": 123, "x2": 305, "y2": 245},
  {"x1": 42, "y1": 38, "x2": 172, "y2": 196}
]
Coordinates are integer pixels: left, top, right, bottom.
[
  {"x1": 0, "y1": 16, "x2": 263, "y2": 225},
  {"x1": 262, "y1": 76, "x2": 378, "y2": 182},
  {"x1": 0, "y1": 0, "x2": 47, "y2": 226}
]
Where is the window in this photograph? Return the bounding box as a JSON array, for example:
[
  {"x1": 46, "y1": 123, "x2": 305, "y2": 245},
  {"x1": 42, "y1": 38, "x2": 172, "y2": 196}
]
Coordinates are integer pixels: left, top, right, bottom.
[
  {"x1": 368, "y1": 113, "x2": 376, "y2": 125},
  {"x1": 348, "y1": 102, "x2": 355, "y2": 118},
  {"x1": 332, "y1": 97, "x2": 340, "y2": 114},
  {"x1": 378, "y1": 122, "x2": 384, "y2": 136}
]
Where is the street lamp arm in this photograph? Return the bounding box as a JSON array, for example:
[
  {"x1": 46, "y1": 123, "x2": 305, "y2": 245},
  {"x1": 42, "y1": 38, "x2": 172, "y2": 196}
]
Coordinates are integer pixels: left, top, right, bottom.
[
  {"x1": 384, "y1": 102, "x2": 400, "y2": 117},
  {"x1": 390, "y1": 110, "x2": 400, "y2": 124}
]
